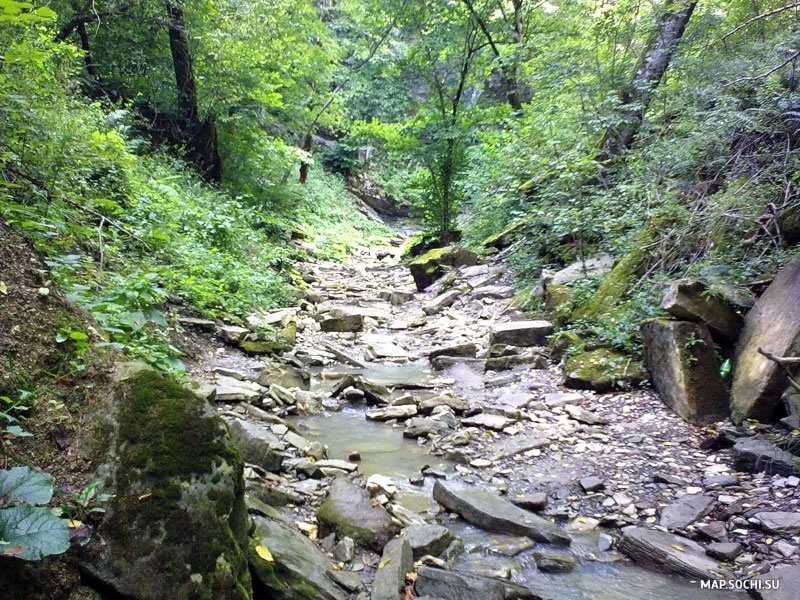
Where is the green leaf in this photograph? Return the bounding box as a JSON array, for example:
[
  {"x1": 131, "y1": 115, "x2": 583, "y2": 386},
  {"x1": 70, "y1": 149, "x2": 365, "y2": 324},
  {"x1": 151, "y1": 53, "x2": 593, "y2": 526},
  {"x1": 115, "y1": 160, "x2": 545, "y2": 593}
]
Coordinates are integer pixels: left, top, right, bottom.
[
  {"x1": 0, "y1": 467, "x2": 54, "y2": 505},
  {"x1": 3, "y1": 426, "x2": 32, "y2": 438},
  {"x1": 0, "y1": 504, "x2": 70, "y2": 560}
]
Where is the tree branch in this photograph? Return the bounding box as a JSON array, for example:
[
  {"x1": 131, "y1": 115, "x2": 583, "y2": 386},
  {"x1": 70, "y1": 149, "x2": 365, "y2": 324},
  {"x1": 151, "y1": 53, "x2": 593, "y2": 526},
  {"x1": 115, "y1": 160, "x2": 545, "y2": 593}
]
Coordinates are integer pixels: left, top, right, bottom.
[
  {"x1": 719, "y1": 1, "x2": 800, "y2": 43},
  {"x1": 758, "y1": 347, "x2": 800, "y2": 392},
  {"x1": 54, "y1": 1, "x2": 134, "y2": 43},
  {"x1": 724, "y1": 50, "x2": 800, "y2": 87}
]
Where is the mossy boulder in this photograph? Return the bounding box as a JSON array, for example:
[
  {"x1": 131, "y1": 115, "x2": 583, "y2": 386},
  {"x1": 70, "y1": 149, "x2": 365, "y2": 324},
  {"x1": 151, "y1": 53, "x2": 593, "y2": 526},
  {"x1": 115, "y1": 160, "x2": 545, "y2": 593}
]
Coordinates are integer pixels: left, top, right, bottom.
[
  {"x1": 79, "y1": 365, "x2": 252, "y2": 599},
  {"x1": 544, "y1": 284, "x2": 573, "y2": 324},
  {"x1": 564, "y1": 348, "x2": 645, "y2": 392},
  {"x1": 572, "y1": 227, "x2": 655, "y2": 321},
  {"x1": 548, "y1": 330, "x2": 583, "y2": 361},
  {"x1": 481, "y1": 220, "x2": 527, "y2": 251},
  {"x1": 408, "y1": 245, "x2": 478, "y2": 292}
]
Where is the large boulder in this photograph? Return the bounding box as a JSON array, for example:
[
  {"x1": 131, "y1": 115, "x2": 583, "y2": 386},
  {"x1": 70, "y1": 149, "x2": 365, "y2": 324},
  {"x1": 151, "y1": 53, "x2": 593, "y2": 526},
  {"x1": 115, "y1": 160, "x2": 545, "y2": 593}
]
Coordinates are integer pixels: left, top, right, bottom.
[
  {"x1": 563, "y1": 348, "x2": 645, "y2": 393},
  {"x1": 408, "y1": 246, "x2": 478, "y2": 292},
  {"x1": 545, "y1": 254, "x2": 614, "y2": 286},
  {"x1": 316, "y1": 478, "x2": 399, "y2": 553},
  {"x1": 79, "y1": 366, "x2": 251, "y2": 599},
  {"x1": 371, "y1": 538, "x2": 413, "y2": 600},
  {"x1": 660, "y1": 279, "x2": 744, "y2": 342},
  {"x1": 732, "y1": 436, "x2": 800, "y2": 476},
  {"x1": 249, "y1": 511, "x2": 348, "y2": 600},
  {"x1": 641, "y1": 319, "x2": 729, "y2": 425},
  {"x1": 432, "y1": 480, "x2": 569, "y2": 546},
  {"x1": 489, "y1": 320, "x2": 554, "y2": 347},
  {"x1": 414, "y1": 566, "x2": 545, "y2": 600},
  {"x1": 225, "y1": 418, "x2": 286, "y2": 472},
  {"x1": 730, "y1": 259, "x2": 800, "y2": 423}
]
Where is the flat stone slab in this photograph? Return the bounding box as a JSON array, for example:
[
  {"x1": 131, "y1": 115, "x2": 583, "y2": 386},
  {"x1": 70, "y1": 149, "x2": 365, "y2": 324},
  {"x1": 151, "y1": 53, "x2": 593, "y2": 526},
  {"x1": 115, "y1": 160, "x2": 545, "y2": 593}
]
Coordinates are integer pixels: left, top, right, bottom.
[
  {"x1": 491, "y1": 435, "x2": 550, "y2": 460},
  {"x1": 732, "y1": 437, "x2": 800, "y2": 476},
  {"x1": 427, "y1": 343, "x2": 478, "y2": 361},
  {"x1": 541, "y1": 392, "x2": 584, "y2": 409},
  {"x1": 366, "y1": 405, "x2": 418, "y2": 421},
  {"x1": 548, "y1": 254, "x2": 614, "y2": 286},
  {"x1": 432, "y1": 480, "x2": 570, "y2": 546},
  {"x1": 755, "y1": 511, "x2": 800, "y2": 534},
  {"x1": 659, "y1": 494, "x2": 715, "y2": 530},
  {"x1": 564, "y1": 404, "x2": 608, "y2": 425},
  {"x1": 461, "y1": 413, "x2": 514, "y2": 431},
  {"x1": 489, "y1": 320, "x2": 554, "y2": 347},
  {"x1": 617, "y1": 526, "x2": 733, "y2": 581},
  {"x1": 661, "y1": 278, "x2": 744, "y2": 342},
  {"x1": 751, "y1": 564, "x2": 800, "y2": 600},
  {"x1": 414, "y1": 566, "x2": 545, "y2": 600}
]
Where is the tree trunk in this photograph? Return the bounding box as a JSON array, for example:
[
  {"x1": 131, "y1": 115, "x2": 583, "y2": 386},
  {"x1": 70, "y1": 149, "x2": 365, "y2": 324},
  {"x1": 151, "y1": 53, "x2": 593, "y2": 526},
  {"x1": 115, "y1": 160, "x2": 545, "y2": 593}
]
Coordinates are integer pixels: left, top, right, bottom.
[
  {"x1": 599, "y1": 0, "x2": 697, "y2": 160},
  {"x1": 165, "y1": 0, "x2": 221, "y2": 180}
]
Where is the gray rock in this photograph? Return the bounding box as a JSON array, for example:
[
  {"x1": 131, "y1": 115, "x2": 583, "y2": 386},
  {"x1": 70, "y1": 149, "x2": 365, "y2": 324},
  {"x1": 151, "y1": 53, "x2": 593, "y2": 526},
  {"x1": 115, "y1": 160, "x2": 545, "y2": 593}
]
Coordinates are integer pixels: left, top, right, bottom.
[
  {"x1": 177, "y1": 316, "x2": 217, "y2": 330},
  {"x1": 491, "y1": 435, "x2": 550, "y2": 460},
  {"x1": 419, "y1": 393, "x2": 470, "y2": 414},
  {"x1": 705, "y1": 542, "x2": 742, "y2": 561},
  {"x1": 432, "y1": 480, "x2": 570, "y2": 546},
  {"x1": 215, "y1": 384, "x2": 262, "y2": 403},
  {"x1": 661, "y1": 279, "x2": 744, "y2": 342},
  {"x1": 533, "y1": 549, "x2": 577, "y2": 572},
  {"x1": 427, "y1": 343, "x2": 478, "y2": 361},
  {"x1": 598, "y1": 533, "x2": 615, "y2": 551},
  {"x1": 219, "y1": 324, "x2": 250, "y2": 343},
  {"x1": 408, "y1": 245, "x2": 478, "y2": 291},
  {"x1": 696, "y1": 521, "x2": 728, "y2": 543},
  {"x1": 331, "y1": 375, "x2": 392, "y2": 405},
  {"x1": 257, "y1": 363, "x2": 310, "y2": 390},
  {"x1": 389, "y1": 291, "x2": 415, "y2": 306},
  {"x1": 226, "y1": 418, "x2": 285, "y2": 472},
  {"x1": 541, "y1": 391, "x2": 584, "y2": 409},
  {"x1": 702, "y1": 474, "x2": 739, "y2": 488},
  {"x1": 320, "y1": 314, "x2": 364, "y2": 332},
  {"x1": 423, "y1": 289, "x2": 461, "y2": 315},
  {"x1": 332, "y1": 537, "x2": 355, "y2": 563},
  {"x1": 404, "y1": 417, "x2": 453, "y2": 438},
  {"x1": 548, "y1": 254, "x2": 614, "y2": 286},
  {"x1": 250, "y1": 513, "x2": 348, "y2": 600},
  {"x1": 367, "y1": 405, "x2": 418, "y2": 421},
  {"x1": 732, "y1": 436, "x2": 800, "y2": 476},
  {"x1": 402, "y1": 524, "x2": 454, "y2": 559},
  {"x1": 316, "y1": 478, "x2": 399, "y2": 553},
  {"x1": 314, "y1": 459, "x2": 359, "y2": 472},
  {"x1": 371, "y1": 538, "x2": 413, "y2": 600},
  {"x1": 750, "y1": 564, "x2": 800, "y2": 600},
  {"x1": 471, "y1": 285, "x2": 514, "y2": 299},
  {"x1": 413, "y1": 566, "x2": 545, "y2": 600},
  {"x1": 430, "y1": 356, "x2": 487, "y2": 371},
  {"x1": 489, "y1": 320, "x2": 554, "y2": 347},
  {"x1": 564, "y1": 404, "x2": 609, "y2": 425},
  {"x1": 579, "y1": 477, "x2": 605, "y2": 493},
  {"x1": 461, "y1": 412, "x2": 514, "y2": 431},
  {"x1": 755, "y1": 511, "x2": 800, "y2": 534},
  {"x1": 326, "y1": 569, "x2": 362, "y2": 592},
  {"x1": 731, "y1": 259, "x2": 800, "y2": 423},
  {"x1": 641, "y1": 319, "x2": 729, "y2": 425},
  {"x1": 659, "y1": 494, "x2": 715, "y2": 530},
  {"x1": 510, "y1": 492, "x2": 547, "y2": 512},
  {"x1": 618, "y1": 526, "x2": 733, "y2": 581}
]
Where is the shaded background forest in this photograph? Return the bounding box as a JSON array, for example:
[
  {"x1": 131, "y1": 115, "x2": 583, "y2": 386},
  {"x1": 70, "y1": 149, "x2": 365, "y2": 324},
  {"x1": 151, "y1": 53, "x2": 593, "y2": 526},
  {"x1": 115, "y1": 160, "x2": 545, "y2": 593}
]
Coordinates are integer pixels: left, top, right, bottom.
[{"x1": 1, "y1": 0, "x2": 799, "y2": 369}]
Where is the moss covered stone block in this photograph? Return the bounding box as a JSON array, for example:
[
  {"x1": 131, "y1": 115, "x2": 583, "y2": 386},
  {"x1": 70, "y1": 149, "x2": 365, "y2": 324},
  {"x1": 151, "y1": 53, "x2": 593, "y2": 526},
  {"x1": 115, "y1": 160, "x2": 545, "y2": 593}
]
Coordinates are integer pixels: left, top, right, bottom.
[
  {"x1": 564, "y1": 348, "x2": 645, "y2": 393},
  {"x1": 80, "y1": 365, "x2": 252, "y2": 599},
  {"x1": 408, "y1": 245, "x2": 478, "y2": 292}
]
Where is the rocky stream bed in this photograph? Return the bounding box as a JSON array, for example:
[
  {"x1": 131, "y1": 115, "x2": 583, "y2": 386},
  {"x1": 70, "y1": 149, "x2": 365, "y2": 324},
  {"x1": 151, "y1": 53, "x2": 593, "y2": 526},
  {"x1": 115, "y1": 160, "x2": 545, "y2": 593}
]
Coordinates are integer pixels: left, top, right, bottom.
[{"x1": 185, "y1": 237, "x2": 800, "y2": 600}]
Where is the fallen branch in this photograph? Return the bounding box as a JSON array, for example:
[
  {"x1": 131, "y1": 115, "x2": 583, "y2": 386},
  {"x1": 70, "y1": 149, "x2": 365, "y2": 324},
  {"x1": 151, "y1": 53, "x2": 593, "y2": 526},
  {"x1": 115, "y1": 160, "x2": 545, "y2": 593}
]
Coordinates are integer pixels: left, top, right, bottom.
[
  {"x1": 723, "y1": 50, "x2": 800, "y2": 87},
  {"x1": 758, "y1": 347, "x2": 800, "y2": 392}
]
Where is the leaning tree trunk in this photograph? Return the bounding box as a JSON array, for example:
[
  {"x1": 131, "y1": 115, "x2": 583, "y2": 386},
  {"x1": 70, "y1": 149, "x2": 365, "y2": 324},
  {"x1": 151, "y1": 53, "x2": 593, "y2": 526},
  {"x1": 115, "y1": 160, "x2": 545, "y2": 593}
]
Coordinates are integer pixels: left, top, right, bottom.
[
  {"x1": 599, "y1": 0, "x2": 697, "y2": 160},
  {"x1": 165, "y1": 0, "x2": 221, "y2": 180}
]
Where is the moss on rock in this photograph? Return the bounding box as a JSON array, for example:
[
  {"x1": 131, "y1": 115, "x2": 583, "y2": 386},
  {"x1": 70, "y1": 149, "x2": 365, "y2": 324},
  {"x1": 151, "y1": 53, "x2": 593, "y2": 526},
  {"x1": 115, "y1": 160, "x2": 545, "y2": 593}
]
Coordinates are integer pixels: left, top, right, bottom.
[
  {"x1": 81, "y1": 367, "x2": 252, "y2": 599},
  {"x1": 564, "y1": 348, "x2": 645, "y2": 392}
]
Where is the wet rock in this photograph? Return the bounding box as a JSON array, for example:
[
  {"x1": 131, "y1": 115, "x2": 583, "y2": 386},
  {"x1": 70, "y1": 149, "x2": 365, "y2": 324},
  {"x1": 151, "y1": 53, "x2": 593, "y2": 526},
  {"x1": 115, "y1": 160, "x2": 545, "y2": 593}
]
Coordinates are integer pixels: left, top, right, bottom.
[
  {"x1": 427, "y1": 343, "x2": 478, "y2": 361},
  {"x1": 249, "y1": 512, "x2": 348, "y2": 600},
  {"x1": 541, "y1": 391, "x2": 584, "y2": 409},
  {"x1": 486, "y1": 352, "x2": 548, "y2": 371},
  {"x1": 750, "y1": 564, "x2": 800, "y2": 600},
  {"x1": 564, "y1": 348, "x2": 645, "y2": 393},
  {"x1": 403, "y1": 417, "x2": 453, "y2": 438},
  {"x1": 702, "y1": 474, "x2": 739, "y2": 488},
  {"x1": 316, "y1": 479, "x2": 399, "y2": 553},
  {"x1": 413, "y1": 565, "x2": 545, "y2": 600},
  {"x1": 598, "y1": 533, "x2": 615, "y2": 551},
  {"x1": 371, "y1": 538, "x2": 413, "y2": 600},
  {"x1": 617, "y1": 526, "x2": 733, "y2": 581},
  {"x1": 430, "y1": 356, "x2": 486, "y2": 371},
  {"x1": 533, "y1": 549, "x2": 577, "y2": 573},
  {"x1": 331, "y1": 375, "x2": 392, "y2": 405},
  {"x1": 366, "y1": 474, "x2": 397, "y2": 498},
  {"x1": 432, "y1": 480, "x2": 570, "y2": 546},
  {"x1": 257, "y1": 363, "x2": 310, "y2": 390},
  {"x1": 226, "y1": 418, "x2": 285, "y2": 472},
  {"x1": 705, "y1": 542, "x2": 742, "y2": 561},
  {"x1": 402, "y1": 524, "x2": 454, "y2": 559},
  {"x1": 461, "y1": 412, "x2": 514, "y2": 431},
  {"x1": 659, "y1": 494, "x2": 715, "y2": 531},
  {"x1": 661, "y1": 279, "x2": 744, "y2": 342},
  {"x1": 239, "y1": 339, "x2": 286, "y2": 356},
  {"x1": 511, "y1": 493, "x2": 548, "y2": 511},
  {"x1": 730, "y1": 258, "x2": 800, "y2": 423},
  {"x1": 489, "y1": 320, "x2": 554, "y2": 347},
  {"x1": 409, "y1": 246, "x2": 478, "y2": 291},
  {"x1": 755, "y1": 511, "x2": 800, "y2": 534},
  {"x1": 732, "y1": 436, "x2": 800, "y2": 476},
  {"x1": 215, "y1": 383, "x2": 262, "y2": 403},
  {"x1": 579, "y1": 477, "x2": 605, "y2": 493},
  {"x1": 326, "y1": 570, "x2": 362, "y2": 593},
  {"x1": 641, "y1": 319, "x2": 730, "y2": 425},
  {"x1": 314, "y1": 459, "x2": 359, "y2": 473},
  {"x1": 366, "y1": 405, "x2": 418, "y2": 421},
  {"x1": 320, "y1": 313, "x2": 364, "y2": 332},
  {"x1": 419, "y1": 393, "x2": 470, "y2": 414}
]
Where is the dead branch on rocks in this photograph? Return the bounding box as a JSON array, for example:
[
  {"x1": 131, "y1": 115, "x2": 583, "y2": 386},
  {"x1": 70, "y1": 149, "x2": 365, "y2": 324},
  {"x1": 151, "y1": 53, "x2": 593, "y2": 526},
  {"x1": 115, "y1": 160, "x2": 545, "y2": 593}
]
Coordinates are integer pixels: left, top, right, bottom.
[{"x1": 758, "y1": 347, "x2": 800, "y2": 392}]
